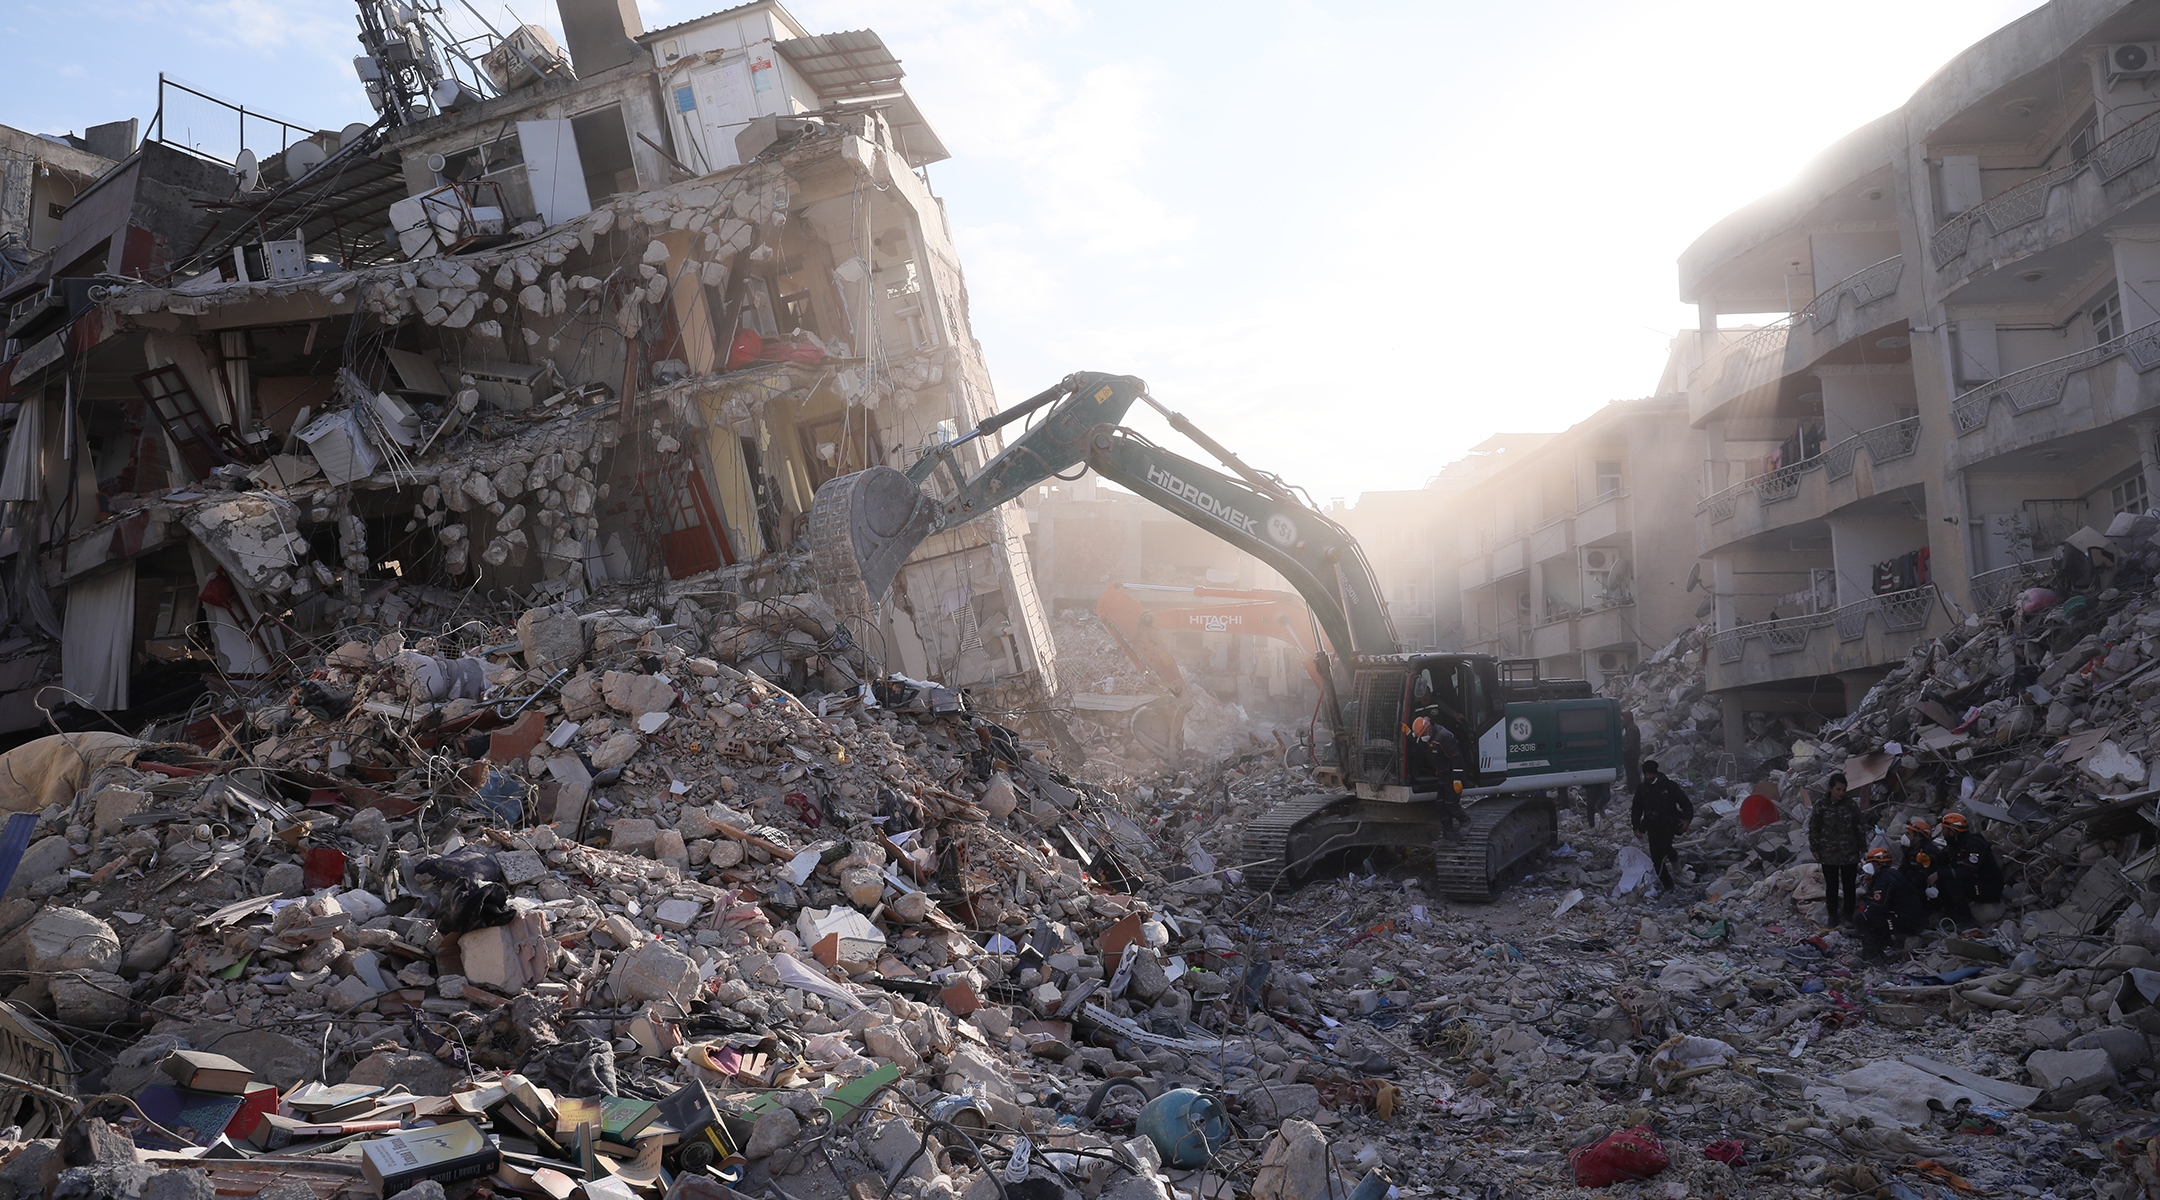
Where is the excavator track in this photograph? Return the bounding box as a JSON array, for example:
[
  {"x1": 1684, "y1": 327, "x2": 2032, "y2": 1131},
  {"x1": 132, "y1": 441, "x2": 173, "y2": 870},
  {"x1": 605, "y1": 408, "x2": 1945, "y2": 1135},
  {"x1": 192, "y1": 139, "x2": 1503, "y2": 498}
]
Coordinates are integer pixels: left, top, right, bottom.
[
  {"x1": 1428, "y1": 794, "x2": 1558, "y2": 902},
  {"x1": 1238, "y1": 793, "x2": 1349, "y2": 892}
]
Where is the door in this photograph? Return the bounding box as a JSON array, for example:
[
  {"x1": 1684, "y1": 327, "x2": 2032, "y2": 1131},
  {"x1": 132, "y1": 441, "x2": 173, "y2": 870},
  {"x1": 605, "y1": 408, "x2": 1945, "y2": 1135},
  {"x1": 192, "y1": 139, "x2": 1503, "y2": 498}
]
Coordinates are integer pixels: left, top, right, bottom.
[
  {"x1": 693, "y1": 61, "x2": 757, "y2": 168},
  {"x1": 640, "y1": 457, "x2": 733, "y2": 579},
  {"x1": 517, "y1": 119, "x2": 592, "y2": 227}
]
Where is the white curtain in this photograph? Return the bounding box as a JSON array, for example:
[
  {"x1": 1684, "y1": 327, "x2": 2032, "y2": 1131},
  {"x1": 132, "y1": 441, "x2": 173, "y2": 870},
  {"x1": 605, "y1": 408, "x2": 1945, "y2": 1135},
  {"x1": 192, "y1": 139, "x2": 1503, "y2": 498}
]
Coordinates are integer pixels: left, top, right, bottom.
[
  {"x1": 0, "y1": 399, "x2": 43, "y2": 503},
  {"x1": 61, "y1": 563, "x2": 134, "y2": 711}
]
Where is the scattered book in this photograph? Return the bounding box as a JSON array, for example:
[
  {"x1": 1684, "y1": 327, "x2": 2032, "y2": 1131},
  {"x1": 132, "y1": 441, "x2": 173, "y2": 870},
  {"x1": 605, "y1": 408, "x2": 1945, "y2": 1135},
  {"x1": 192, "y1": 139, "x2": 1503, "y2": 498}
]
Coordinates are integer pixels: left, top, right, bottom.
[
  {"x1": 222, "y1": 1083, "x2": 278, "y2": 1140},
  {"x1": 287, "y1": 1082, "x2": 385, "y2": 1120},
  {"x1": 359, "y1": 1120, "x2": 501, "y2": 1196},
  {"x1": 594, "y1": 1096, "x2": 660, "y2": 1145},
  {"x1": 160, "y1": 1050, "x2": 255, "y2": 1096},
  {"x1": 131, "y1": 1084, "x2": 247, "y2": 1150},
  {"x1": 248, "y1": 1112, "x2": 402, "y2": 1151},
  {"x1": 553, "y1": 1097, "x2": 603, "y2": 1137}
]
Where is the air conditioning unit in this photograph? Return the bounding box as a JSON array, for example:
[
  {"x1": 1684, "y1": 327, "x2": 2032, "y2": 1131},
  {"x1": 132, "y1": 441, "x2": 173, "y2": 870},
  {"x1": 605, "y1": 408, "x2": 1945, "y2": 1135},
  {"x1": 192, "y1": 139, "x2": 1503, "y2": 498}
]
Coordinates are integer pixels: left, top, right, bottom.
[
  {"x1": 2108, "y1": 43, "x2": 2160, "y2": 81},
  {"x1": 1584, "y1": 548, "x2": 1611, "y2": 571},
  {"x1": 1597, "y1": 651, "x2": 1627, "y2": 672}
]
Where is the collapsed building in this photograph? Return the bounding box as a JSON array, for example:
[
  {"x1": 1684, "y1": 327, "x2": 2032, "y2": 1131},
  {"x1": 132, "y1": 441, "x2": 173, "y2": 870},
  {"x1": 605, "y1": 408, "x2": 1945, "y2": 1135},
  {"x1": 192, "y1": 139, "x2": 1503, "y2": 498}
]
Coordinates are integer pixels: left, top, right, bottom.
[{"x1": 0, "y1": 0, "x2": 1056, "y2": 734}]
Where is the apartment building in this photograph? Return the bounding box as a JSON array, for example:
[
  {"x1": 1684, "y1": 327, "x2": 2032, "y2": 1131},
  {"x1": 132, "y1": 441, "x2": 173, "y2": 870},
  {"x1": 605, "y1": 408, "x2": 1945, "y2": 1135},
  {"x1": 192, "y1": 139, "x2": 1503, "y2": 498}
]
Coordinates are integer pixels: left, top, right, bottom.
[
  {"x1": 1676, "y1": 0, "x2": 2160, "y2": 747},
  {"x1": 1452, "y1": 399, "x2": 1702, "y2": 689},
  {"x1": 0, "y1": 0, "x2": 1058, "y2": 727}
]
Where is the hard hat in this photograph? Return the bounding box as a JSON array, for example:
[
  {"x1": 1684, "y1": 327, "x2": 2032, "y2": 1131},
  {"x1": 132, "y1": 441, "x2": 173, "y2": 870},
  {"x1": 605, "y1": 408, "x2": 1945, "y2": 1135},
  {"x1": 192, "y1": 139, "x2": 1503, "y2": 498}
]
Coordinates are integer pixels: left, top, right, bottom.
[
  {"x1": 1411, "y1": 716, "x2": 1431, "y2": 738},
  {"x1": 1905, "y1": 818, "x2": 1934, "y2": 836},
  {"x1": 1940, "y1": 813, "x2": 1970, "y2": 832},
  {"x1": 1865, "y1": 847, "x2": 1892, "y2": 865}
]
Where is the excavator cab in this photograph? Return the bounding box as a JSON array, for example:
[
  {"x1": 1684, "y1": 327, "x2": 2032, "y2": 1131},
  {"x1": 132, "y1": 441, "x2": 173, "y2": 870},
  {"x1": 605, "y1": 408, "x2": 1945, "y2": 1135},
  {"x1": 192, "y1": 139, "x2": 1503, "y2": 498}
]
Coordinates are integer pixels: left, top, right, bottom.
[{"x1": 1401, "y1": 656, "x2": 1504, "y2": 793}]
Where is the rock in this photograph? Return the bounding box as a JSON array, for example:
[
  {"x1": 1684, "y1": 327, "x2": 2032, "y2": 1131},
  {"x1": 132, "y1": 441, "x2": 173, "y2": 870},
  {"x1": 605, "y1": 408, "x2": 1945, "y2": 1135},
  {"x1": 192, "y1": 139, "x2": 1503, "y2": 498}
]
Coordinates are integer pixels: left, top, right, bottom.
[
  {"x1": 589, "y1": 731, "x2": 643, "y2": 770},
  {"x1": 496, "y1": 849, "x2": 546, "y2": 885},
  {"x1": 386, "y1": 1183, "x2": 445, "y2": 1200},
  {"x1": 863, "y1": 1118, "x2": 935, "y2": 1183},
  {"x1": 90, "y1": 789, "x2": 148, "y2": 836},
  {"x1": 518, "y1": 608, "x2": 588, "y2": 674},
  {"x1": 50, "y1": 971, "x2": 131, "y2": 1024},
  {"x1": 742, "y1": 1107, "x2": 800, "y2": 1159},
  {"x1": 609, "y1": 819, "x2": 659, "y2": 855},
  {"x1": 611, "y1": 940, "x2": 699, "y2": 1005},
  {"x1": 138, "y1": 1170, "x2": 214, "y2": 1200},
  {"x1": 1127, "y1": 948, "x2": 1170, "y2": 1002},
  {"x1": 678, "y1": 807, "x2": 720, "y2": 839},
  {"x1": 0, "y1": 1141, "x2": 60, "y2": 1197},
  {"x1": 1251, "y1": 1119, "x2": 1330, "y2": 1200},
  {"x1": 262, "y1": 862, "x2": 305, "y2": 897},
  {"x1": 121, "y1": 927, "x2": 176, "y2": 974},
  {"x1": 2027, "y1": 1047, "x2": 2116, "y2": 1104},
  {"x1": 654, "y1": 829, "x2": 687, "y2": 868},
  {"x1": 2024, "y1": 1016, "x2": 2078, "y2": 1051},
  {"x1": 345, "y1": 807, "x2": 390, "y2": 848},
  {"x1": 437, "y1": 974, "x2": 467, "y2": 999},
  {"x1": 981, "y1": 773, "x2": 1017, "y2": 820},
  {"x1": 2070, "y1": 1027, "x2": 2151, "y2": 1071},
  {"x1": 1237, "y1": 1082, "x2": 1322, "y2": 1124},
  {"x1": 346, "y1": 1050, "x2": 462, "y2": 1097},
  {"x1": 25, "y1": 909, "x2": 120, "y2": 975},
  {"x1": 863, "y1": 1024, "x2": 921, "y2": 1070},
  {"x1": 654, "y1": 899, "x2": 702, "y2": 930},
  {"x1": 326, "y1": 973, "x2": 378, "y2": 1011},
  {"x1": 602, "y1": 671, "x2": 675, "y2": 717},
  {"x1": 6, "y1": 837, "x2": 74, "y2": 898},
  {"x1": 841, "y1": 865, "x2": 885, "y2": 908},
  {"x1": 889, "y1": 891, "x2": 931, "y2": 924},
  {"x1": 709, "y1": 839, "x2": 745, "y2": 868}
]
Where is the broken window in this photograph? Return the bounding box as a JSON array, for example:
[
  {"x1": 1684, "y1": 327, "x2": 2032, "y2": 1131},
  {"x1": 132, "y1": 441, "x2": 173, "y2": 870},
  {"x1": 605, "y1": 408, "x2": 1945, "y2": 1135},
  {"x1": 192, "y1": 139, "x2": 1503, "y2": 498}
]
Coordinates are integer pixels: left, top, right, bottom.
[
  {"x1": 440, "y1": 130, "x2": 524, "y2": 182},
  {"x1": 2111, "y1": 470, "x2": 2149, "y2": 517},
  {"x1": 2092, "y1": 288, "x2": 2125, "y2": 345},
  {"x1": 132, "y1": 366, "x2": 226, "y2": 479},
  {"x1": 1595, "y1": 459, "x2": 1623, "y2": 497},
  {"x1": 570, "y1": 106, "x2": 638, "y2": 202},
  {"x1": 796, "y1": 410, "x2": 881, "y2": 492}
]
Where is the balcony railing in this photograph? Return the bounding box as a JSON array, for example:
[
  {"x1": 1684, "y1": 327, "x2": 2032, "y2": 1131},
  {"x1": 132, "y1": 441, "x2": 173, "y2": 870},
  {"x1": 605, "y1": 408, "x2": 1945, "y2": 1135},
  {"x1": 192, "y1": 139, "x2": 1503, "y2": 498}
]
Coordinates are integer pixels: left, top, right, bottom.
[
  {"x1": 1969, "y1": 559, "x2": 2054, "y2": 609},
  {"x1": 1933, "y1": 109, "x2": 2160, "y2": 266},
  {"x1": 1708, "y1": 585, "x2": 1935, "y2": 664},
  {"x1": 1533, "y1": 597, "x2": 1633, "y2": 629},
  {"x1": 1696, "y1": 416, "x2": 1922, "y2": 522},
  {"x1": 1692, "y1": 258, "x2": 1909, "y2": 394},
  {"x1": 1950, "y1": 320, "x2": 2160, "y2": 434}
]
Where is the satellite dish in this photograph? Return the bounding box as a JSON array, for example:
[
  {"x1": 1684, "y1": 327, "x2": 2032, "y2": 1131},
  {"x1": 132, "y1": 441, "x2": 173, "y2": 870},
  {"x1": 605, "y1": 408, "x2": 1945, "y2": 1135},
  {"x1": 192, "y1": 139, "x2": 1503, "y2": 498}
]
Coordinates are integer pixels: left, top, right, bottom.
[
  {"x1": 340, "y1": 122, "x2": 370, "y2": 148},
  {"x1": 426, "y1": 152, "x2": 448, "y2": 174},
  {"x1": 282, "y1": 140, "x2": 327, "y2": 181},
  {"x1": 231, "y1": 149, "x2": 260, "y2": 192},
  {"x1": 1685, "y1": 562, "x2": 1703, "y2": 593}
]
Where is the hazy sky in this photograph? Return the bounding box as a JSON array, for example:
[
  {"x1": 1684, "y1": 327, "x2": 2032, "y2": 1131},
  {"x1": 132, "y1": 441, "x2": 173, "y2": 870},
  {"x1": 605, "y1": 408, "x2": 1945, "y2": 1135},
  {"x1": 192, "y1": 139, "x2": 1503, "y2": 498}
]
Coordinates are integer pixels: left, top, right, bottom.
[{"x1": 0, "y1": 0, "x2": 2053, "y2": 501}]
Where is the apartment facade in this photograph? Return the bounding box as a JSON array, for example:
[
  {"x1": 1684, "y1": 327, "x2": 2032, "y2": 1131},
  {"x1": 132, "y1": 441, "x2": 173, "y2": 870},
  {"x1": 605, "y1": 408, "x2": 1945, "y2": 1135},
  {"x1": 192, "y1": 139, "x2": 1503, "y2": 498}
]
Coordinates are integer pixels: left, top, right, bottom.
[
  {"x1": 1452, "y1": 400, "x2": 1702, "y2": 689},
  {"x1": 1676, "y1": 0, "x2": 2160, "y2": 747}
]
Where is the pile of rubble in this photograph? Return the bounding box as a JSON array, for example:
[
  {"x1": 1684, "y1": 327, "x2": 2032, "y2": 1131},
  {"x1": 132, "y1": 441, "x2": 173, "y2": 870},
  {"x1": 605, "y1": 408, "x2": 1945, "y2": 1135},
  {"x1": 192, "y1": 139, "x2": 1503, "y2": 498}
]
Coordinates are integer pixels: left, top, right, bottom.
[{"x1": 1048, "y1": 610, "x2": 1277, "y2": 784}]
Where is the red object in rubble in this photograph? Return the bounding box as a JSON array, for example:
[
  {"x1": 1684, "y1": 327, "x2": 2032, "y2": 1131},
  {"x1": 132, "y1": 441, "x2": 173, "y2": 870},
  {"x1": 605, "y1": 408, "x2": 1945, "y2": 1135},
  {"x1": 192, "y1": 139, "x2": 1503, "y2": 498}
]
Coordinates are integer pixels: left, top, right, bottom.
[
  {"x1": 759, "y1": 340, "x2": 825, "y2": 365},
  {"x1": 1739, "y1": 793, "x2": 1779, "y2": 830},
  {"x1": 1570, "y1": 1125, "x2": 1670, "y2": 1187},
  {"x1": 303, "y1": 846, "x2": 348, "y2": 890},
  {"x1": 1702, "y1": 1140, "x2": 1747, "y2": 1166},
  {"x1": 726, "y1": 329, "x2": 764, "y2": 370},
  {"x1": 783, "y1": 791, "x2": 821, "y2": 829}
]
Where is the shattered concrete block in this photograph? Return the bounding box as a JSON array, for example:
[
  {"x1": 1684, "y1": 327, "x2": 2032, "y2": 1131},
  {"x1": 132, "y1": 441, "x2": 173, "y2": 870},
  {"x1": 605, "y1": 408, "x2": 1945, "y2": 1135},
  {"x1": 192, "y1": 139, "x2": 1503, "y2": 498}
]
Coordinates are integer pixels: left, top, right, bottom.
[
  {"x1": 602, "y1": 671, "x2": 675, "y2": 717},
  {"x1": 496, "y1": 849, "x2": 546, "y2": 886},
  {"x1": 50, "y1": 971, "x2": 131, "y2": 1024},
  {"x1": 517, "y1": 607, "x2": 585, "y2": 674},
  {"x1": 863, "y1": 1024, "x2": 921, "y2": 1071},
  {"x1": 25, "y1": 908, "x2": 121, "y2": 975},
  {"x1": 1251, "y1": 1119, "x2": 1330, "y2": 1200},
  {"x1": 742, "y1": 1107, "x2": 800, "y2": 1159},
  {"x1": 121, "y1": 927, "x2": 176, "y2": 975},
  {"x1": 589, "y1": 731, "x2": 643, "y2": 771},
  {"x1": 654, "y1": 899, "x2": 702, "y2": 930},
  {"x1": 2070, "y1": 1027, "x2": 2151, "y2": 1071},
  {"x1": 7, "y1": 837, "x2": 75, "y2": 898},
  {"x1": 2027, "y1": 1048, "x2": 2115, "y2": 1103},
  {"x1": 678, "y1": 806, "x2": 720, "y2": 839},
  {"x1": 654, "y1": 829, "x2": 688, "y2": 869},
  {"x1": 91, "y1": 789, "x2": 149, "y2": 836},
  {"x1": 262, "y1": 862, "x2": 305, "y2": 897},
  {"x1": 611, "y1": 940, "x2": 700, "y2": 1005},
  {"x1": 325, "y1": 973, "x2": 378, "y2": 1012},
  {"x1": 1236, "y1": 1082, "x2": 1322, "y2": 1124},
  {"x1": 346, "y1": 1050, "x2": 461, "y2": 1097},
  {"x1": 610, "y1": 819, "x2": 659, "y2": 856}
]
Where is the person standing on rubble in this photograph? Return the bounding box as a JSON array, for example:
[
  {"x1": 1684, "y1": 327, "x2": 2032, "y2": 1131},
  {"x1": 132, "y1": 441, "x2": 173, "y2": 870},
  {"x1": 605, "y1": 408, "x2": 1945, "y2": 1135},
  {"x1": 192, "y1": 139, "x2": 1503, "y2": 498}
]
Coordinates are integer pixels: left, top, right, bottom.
[
  {"x1": 1806, "y1": 772, "x2": 1865, "y2": 927},
  {"x1": 1631, "y1": 759, "x2": 1694, "y2": 891},
  {"x1": 1856, "y1": 846, "x2": 1925, "y2": 959},
  {"x1": 1897, "y1": 817, "x2": 1949, "y2": 918},
  {"x1": 1410, "y1": 716, "x2": 1467, "y2": 842},
  {"x1": 1938, "y1": 812, "x2": 2002, "y2": 919}
]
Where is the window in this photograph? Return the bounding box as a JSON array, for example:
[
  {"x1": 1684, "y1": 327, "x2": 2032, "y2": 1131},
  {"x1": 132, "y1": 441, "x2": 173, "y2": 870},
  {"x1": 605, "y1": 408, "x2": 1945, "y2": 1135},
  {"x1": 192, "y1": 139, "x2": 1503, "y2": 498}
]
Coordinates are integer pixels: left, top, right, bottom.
[
  {"x1": 1595, "y1": 459, "x2": 1623, "y2": 496},
  {"x1": 440, "y1": 131, "x2": 523, "y2": 182},
  {"x1": 569, "y1": 106, "x2": 638, "y2": 201},
  {"x1": 2112, "y1": 470, "x2": 2149, "y2": 517},
  {"x1": 2092, "y1": 289, "x2": 2125, "y2": 346}
]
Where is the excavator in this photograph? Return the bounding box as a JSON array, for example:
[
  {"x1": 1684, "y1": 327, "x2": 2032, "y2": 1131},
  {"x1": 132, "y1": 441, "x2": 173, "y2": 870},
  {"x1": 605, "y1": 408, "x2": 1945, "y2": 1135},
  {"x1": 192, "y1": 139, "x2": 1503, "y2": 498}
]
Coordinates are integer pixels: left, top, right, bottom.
[
  {"x1": 1092, "y1": 583, "x2": 1325, "y2": 759},
  {"x1": 806, "y1": 372, "x2": 1624, "y2": 899}
]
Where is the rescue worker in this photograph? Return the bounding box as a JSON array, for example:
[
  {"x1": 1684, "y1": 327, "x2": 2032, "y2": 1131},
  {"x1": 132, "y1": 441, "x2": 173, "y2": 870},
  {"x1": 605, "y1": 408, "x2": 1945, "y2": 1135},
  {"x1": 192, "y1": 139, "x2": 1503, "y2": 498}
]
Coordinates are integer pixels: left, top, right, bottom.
[
  {"x1": 1806, "y1": 772, "x2": 1866, "y2": 927},
  {"x1": 1898, "y1": 817, "x2": 1950, "y2": 918},
  {"x1": 1855, "y1": 846, "x2": 1925, "y2": 959},
  {"x1": 1411, "y1": 716, "x2": 1466, "y2": 842},
  {"x1": 1938, "y1": 812, "x2": 2003, "y2": 915},
  {"x1": 1630, "y1": 759, "x2": 1694, "y2": 891}
]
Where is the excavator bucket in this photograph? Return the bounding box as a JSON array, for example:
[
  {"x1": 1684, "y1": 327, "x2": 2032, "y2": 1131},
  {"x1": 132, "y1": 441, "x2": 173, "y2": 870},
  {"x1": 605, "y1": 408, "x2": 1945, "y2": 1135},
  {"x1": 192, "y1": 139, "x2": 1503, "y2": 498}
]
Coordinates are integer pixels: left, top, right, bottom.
[{"x1": 807, "y1": 465, "x2": 936, "y2": 619}]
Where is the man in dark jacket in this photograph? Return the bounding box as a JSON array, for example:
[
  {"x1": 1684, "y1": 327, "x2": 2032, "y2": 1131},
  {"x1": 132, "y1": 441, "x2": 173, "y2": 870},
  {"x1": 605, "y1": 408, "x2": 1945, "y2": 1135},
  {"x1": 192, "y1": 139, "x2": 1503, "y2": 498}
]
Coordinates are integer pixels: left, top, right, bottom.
[
  {"x1": 1631, "y1": 759, "x2": 1694, "y2": 890},
  {"x1": 1938, "y1": 812, "x2": 2003, "y2": 914},
  {"x1": 1855, "y1": 846, "x2": 1925, "y2": 959},
  {"x1": 1806, "y1": 773, "x2": 1866, "y2": 926}
]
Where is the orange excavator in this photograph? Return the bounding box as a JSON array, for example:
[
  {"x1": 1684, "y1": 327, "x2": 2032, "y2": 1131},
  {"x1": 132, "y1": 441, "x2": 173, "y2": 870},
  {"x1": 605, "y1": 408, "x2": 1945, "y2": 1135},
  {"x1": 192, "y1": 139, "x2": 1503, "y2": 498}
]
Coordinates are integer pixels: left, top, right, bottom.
[{"x1": 1087, "y1": 584, "x2": 1326, "y2": 760}]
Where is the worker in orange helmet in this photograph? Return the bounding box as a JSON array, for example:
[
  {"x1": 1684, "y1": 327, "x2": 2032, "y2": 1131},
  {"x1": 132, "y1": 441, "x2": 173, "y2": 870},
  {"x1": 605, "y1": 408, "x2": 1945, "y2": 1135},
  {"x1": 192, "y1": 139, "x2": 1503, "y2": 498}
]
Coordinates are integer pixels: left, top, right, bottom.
[
  {"x1": 1407, "y1": 716, "x2": 1465, "y2": 843},
  {"x1": 1937, "y1": 812, "x2": 2001, "y2": 923},
  {"x1": 1855, "y1": 846, "x2": 1924, "y2": 960}
]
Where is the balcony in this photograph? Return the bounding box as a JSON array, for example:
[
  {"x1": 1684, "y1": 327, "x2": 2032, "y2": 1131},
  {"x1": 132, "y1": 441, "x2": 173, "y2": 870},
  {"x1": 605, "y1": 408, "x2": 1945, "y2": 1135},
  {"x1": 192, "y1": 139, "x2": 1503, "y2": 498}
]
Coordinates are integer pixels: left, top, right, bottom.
[
  {"x1": 1947, "y1": 320, "x2": 2160, "y2": 467},
  {"x1": 1490, "y1": 536, "x2": 1527, "y2": 579},
  {"x1": 1530, "y1": 600, "x2": 1635, "y2": 660},
  {"x1": 1968, "y1": 558, "x2": 2052, "y2": 610},
  {"x1": 1706, "y1": 586, "x2": 1935, "y2": 690},
  {"x1": 1574, "y1": 488, "x2": 1631, "y2": 545},
  {"x1": 1459, "y1": 553, "x2": 1490, "y2": 590},
  {"x1": 1688, "y1": 256, "x2": 1909, "y2": 425},
  {"x1": 1931, "y1": 111, "x2": 2160, "y2": 294},
  {"x1": 1695, "y1": 416, "x2": 1923, "y2": 550},
  {"x1": 1530, "y1": 516, "x2": 1572, "y2": 563}
]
